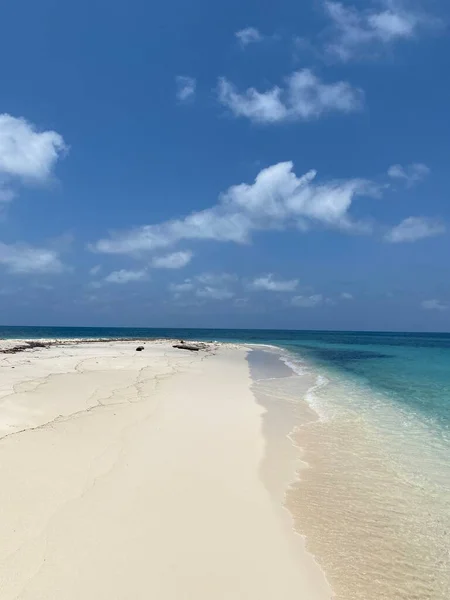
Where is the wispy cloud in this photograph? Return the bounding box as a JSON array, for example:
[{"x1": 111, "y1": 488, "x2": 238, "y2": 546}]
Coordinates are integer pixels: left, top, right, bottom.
[
  {"x1": 291, "y1": 294, "x2": 324, "y2": 308},
  {"x1": 169, "y1": 279, "x2": 194, "y2": 293},
  {"x1": 323, "y1": 1, "x2": 441, "y2": 61},
  {"x1": 89, "y1": 264, "x2": 101, "y2": 276},
  {"x1": 385, "y1": 217, "x2": 445, "y2": 243},
  {"x1": 0, "y1": 188, "x2": 15, "y2": 205},
  {"x1": 0, "y1": 113, "x2": 66, "y2": 204},
  {"x1": 340, "y1": 291, "x2": 354, "y2": 300},
  {"x1": 194, "y1": 273, "x2": 236, "y2": 299},
  {"x1": 176, "y1": 76, "x2": 196, "y2": 102},
  {"x1": 151, "y1": 250, "x2": 193, "y2": 269},
  {"x1": 103, "y1": 269, "x2": 147, "y2": 284},
  {"x1": 234, "y1": 297, "x2": 249, "y2": 307},
  {"x1": 195, "y1": 273, "x2": 237, "y2": 285},
  {"x1": 235, "y1": 27, "x2": 263, "y2": 47},
  {"x1": 387, "y1": 163, "x2": 430, "y2": 186},
  {"x1": 91, "y1": 162, "x2": 376, "y2": 255},
  {"x1": 421, "y1": 299, "x2": 448, "y2": 311},
  {"x1": 0, "y1": 242, "x2": 65, "y2": 274},
  {"x1": 218, "y1": 69, "x2": 363, "y2": 124},
  {"x1": 169, "y1": 273, "x2": 236, "y2": 301},
  {"x1": 251, "y1": 273, "x2": 298, "y2": 292},
  {"x1": 196, "y1": 286, "x2": 234, "y2": 300}
]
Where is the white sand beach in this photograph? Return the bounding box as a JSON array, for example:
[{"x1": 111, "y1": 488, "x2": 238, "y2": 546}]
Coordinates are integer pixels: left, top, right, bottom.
[{"x1": 0, "y1": 340, "x2": 331, "y2": 599}]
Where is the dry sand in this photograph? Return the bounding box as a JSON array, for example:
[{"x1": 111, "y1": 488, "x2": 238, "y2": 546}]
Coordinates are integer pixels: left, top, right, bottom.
[{"x1": 0, "y1": 340, "x2": 331, "y2": 599}]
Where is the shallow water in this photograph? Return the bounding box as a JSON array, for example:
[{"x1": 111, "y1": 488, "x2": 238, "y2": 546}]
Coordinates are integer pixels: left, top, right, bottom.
[{"x1": 250, "y1": 341, "x2": 450, "y2": 600}]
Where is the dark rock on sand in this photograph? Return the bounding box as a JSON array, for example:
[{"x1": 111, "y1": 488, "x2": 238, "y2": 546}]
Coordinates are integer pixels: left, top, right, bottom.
[{"x1": 136, "y1": 346, "x2": 145, "y2": 351}]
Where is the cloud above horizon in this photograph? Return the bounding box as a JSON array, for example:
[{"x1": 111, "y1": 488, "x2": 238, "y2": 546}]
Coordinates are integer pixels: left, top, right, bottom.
[
  {"x1": 89, "y1": 264, "x2": 102, "y2": 276},
  {"x1": 169, "y1": 273, "x2": 237, "y2": 302},
  {"x1": 196, "y1": 286, "x2": 235, "y2": 300},
  {"x1": 341, "y1": 292, "x2": 353, "y2": 300},
  {"x1": 388, "y1": 163, "x2": 430, "y2": 186},
  {"x1": 323, "y1": 0, "x2": 440, "y2": 61},
  {"x1": 91, "y1": 161, "x2": 379, "y2": 256},
  {"x1": 170, "y1": 279, "x2": 195, "y2": 293},
  {"x1": 103, "y1": 269, "x2": 147, "y2": 284},
  {"x1": 385, "y1": 217, "x2": 445, "y2": 243},
  {"x1": 218, "y1": 69, "x2": 363, "y2": 124},
  {"x1": 0, "y1": 242, "x2": 65, "y2": 274},
  {"x1": 421, "y1": 299, "x2": 448, "y2": 311},
  {"x1": 235, "y1": 27, "x2": 263, "y2": 47},
  {"x1": 176, "y1": 76, "x2": 196, "y2": 102},
  {"x1": 151, "y1": 250, "x2": 193, "y2": 269},
  {"x1": 291, "y1": 294, "x2": 324, "y2": 308},
  {"x1": 0, "y1": 113, "x2": 66, "y2": 205},
  {"x1": 251, "y1": 273, "x2": 299, "y2": 292}
]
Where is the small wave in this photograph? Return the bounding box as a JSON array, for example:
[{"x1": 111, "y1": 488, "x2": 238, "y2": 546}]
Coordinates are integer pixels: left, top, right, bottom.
[
  {"x1": 278, "y1": 351, "x2": 332, "y2": 422},
  {"x1": 279, "y1": 354, "x2": 308, "y2": 376},
  {"x1": 305, "y1": 374, "x2": 331, "y2": 422}
]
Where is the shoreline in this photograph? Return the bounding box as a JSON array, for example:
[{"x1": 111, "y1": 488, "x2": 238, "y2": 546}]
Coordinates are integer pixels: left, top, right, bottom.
[
  {"x1": 248, "y1": 348, "x2": 335, "y2": 592},
  {"x1": 0, "y1": 339, "x2": 332, "y2": 599}
]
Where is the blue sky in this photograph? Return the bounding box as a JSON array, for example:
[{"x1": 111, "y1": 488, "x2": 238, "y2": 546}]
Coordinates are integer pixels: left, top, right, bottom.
[{"x1": 0, "y1": 0, "x2": 449, "y2": 330}]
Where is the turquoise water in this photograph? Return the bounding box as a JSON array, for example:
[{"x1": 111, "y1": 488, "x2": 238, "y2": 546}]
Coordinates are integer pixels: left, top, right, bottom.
[
  {"x1": 280, "y1": 331, "x2": 450, "y2": 431},
  {"x1": 2, "y1": 326, "x2": 449, "y2": 597},
  {"x1": 261, "y1": 332, "x2": 450, "y2": 600}
]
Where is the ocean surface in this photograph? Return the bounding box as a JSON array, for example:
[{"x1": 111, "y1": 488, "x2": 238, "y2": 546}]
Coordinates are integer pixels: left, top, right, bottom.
[{"x1": 2, "y1": 326, "x2": 449, "y2": 598}]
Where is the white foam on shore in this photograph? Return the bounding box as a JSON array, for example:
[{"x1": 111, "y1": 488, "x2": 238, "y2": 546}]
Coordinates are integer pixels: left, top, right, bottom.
[
  {"x1": 280, "y1": 357, "x2": 307, "y2": 376},
  {"x1": 303, "y1": 374, "x2": 331, "y2": 422},
  {"x1": 277, "y1": 351, "x2": 331, "y2": 422}
]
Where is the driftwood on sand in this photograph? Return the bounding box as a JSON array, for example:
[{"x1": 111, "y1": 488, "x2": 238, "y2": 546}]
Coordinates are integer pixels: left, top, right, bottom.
[{"x1": 173, "y1": 342, "x2": 209, "y2": 352}]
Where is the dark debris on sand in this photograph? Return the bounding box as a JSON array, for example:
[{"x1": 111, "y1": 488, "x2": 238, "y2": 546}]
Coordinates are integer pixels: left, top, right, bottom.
[{"x1": 0, "y1": 341, "x2": 51, "y2": 354}]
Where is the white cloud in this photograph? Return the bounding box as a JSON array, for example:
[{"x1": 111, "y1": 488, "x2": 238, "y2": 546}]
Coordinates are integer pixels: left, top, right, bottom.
[
  {"x1": 235, "y1": 27, "x2": 263, "y2": 46},
  {"x1": 0, "y1": 114, "x2": 66, "y2": 207},
  {"x1": 196, "y1": 286, "x2": 235, "y2": 300},
  {"x1": 421, "y1": 299, "x2": 448, "y2": 311},
  {"x1": 251, "y1": 273, "x2": 298, "y2": 292},
  {"x1": 176, "y1": 76, "x2": 196, "y2": 102},
  {"x1": 104, "y1": 269, "x2": 147, "y2": 284},
  {"x1": 341, "y1": 292, "x2": 353, "y2": 300},
  {"x1": 0, "y1": 114, "x2": 66, "y2": 182},
  {"x1": 169, "y1": 279, "x2": 194, "y2": 292},
  {"x1": 385, "y1": 217, "x2": 445, "y2": 243},
  {"x1": 324, "y1": 1, "x2": 440, "y2": 61},
  {"x1": 0, "y1": 242, "x2": 64, "y2": 274},
  {"x1": 194, "y1": 274, "x2": 236, "y2": 300},
  {"x1": 89, "y1": 264, "x2": 101, "y2": 276},
  {"x1": 92, "y1": 162, "x2": 375, "y2": 255},
  {"x1": 169, "y1": 274, "x2": 236, "y2": 300},
  {"x1": 387, "y1": 163, "x2": 430, "y2": 186},
  {"x1": 151, "y1": 250, "x2": 193, "y2": 269},
  {"x1": 291, "y1": 294, "x2": 323, "y2": 308},
  {"x1": 218, "y1": 69, "x2": 363, "y2": 123},
  {"x1": 170, "y1": 273, "x2": 236, "y2": 301}
]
